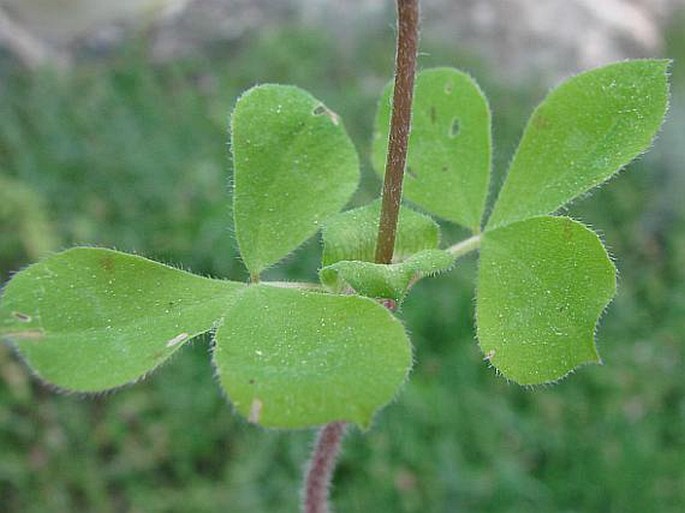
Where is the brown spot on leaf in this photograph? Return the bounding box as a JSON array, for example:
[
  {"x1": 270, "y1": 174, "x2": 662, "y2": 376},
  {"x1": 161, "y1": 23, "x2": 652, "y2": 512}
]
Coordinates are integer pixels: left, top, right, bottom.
[
  {"x1": 430, "y1": 106, "x2": 437, "y2": 124},
  {"x1": 533, "y1": 115, "x2": 551, "y2": 130},
  {"x1": 100, "y1": 256, "x2": 115, "y2": 272}
]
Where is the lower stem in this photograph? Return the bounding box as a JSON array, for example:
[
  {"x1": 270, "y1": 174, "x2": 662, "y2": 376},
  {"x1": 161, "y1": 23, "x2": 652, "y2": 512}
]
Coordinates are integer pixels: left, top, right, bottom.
[{"x1": 302, "y1": 421, "x2": 347, "y2": 513}]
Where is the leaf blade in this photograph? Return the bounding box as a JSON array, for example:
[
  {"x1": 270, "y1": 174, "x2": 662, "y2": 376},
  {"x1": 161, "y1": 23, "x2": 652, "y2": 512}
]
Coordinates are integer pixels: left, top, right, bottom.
[
  {"x1": 488, "y1": 59, "x2": 670, "y2": 229},
  {"x1": 476, "y1": 216, "x2": 616, "y2": 385},
  {"x1": 231, "y1": 84, "x2": 360, "y2": 275},
  {"x1": 320, "y1": 249, "x2": 455, "y2": 302},
  {"x1": 213, "y1": 285, "x2": 412, "y2": 429},
  {"x1": 0, "y1": 248, "x2": 244, "y2": 391},
  {"x1": 372, "y1": 68, "x2": 492, "y2": 230},
  {"x1": 321, "y1": 200, "x2": 440, "y2": 267}
]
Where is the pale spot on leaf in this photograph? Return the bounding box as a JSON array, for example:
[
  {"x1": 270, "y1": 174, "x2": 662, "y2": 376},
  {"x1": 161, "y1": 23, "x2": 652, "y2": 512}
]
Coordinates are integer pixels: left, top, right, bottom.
[
  {"x1": 8, "y1": 329, "x2": 44, "y2": 340},
  {"x1": 166, "y1": 332, "x2": 190, "y2": 348},
  {"x1": 248, "y1": 398, "x2": 263, "y2": 424},
  {"x1": 312, "y1": 103, "x2": 340, "y2": 125}
]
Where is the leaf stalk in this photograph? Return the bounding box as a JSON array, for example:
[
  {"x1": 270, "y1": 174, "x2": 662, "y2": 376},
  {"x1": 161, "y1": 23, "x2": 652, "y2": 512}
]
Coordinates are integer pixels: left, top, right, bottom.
[{"x1": 447, "y1": 234, "x2": 481, "y2": 259}]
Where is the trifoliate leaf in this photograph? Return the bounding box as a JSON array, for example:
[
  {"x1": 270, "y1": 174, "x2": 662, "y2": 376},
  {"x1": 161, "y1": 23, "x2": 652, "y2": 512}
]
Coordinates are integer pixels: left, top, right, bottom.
[
  {"x1": 488, "y1": 60, "x2": 670, "y2": 229},
  {"x1": 476, "y1": 216, "x2": 616, "y2": 385},
  {"x1": 213, "y1": 285, "x2": 412, "y2": 429},
  {"x1": 0, "y1": 248, "x2": 244, "y2": 391},
  {"x1": 372, "y1": 68, "x2": 491, "y2": 230},
  {"x1": 231, "y1": 84, "x2": 360, "y2": 276},
  {"x1": 321, "y1": 200, "x2": 440, "y2": 266}
]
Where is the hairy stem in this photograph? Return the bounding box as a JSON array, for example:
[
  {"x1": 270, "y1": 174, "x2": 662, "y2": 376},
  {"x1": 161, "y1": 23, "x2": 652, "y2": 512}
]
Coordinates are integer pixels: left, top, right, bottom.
[
  {"x1": 301, "y1": 3, "x2": 420, "y2": 512},
  {"x1": 375, "y1": 0, "x2": 420, "y2": 264},
  {"x1": 302, "y1": 421, "x2": 347, "y2": 513},
  {"x1": 447, "y1": 234, "x2": 481, "y2": 259}
]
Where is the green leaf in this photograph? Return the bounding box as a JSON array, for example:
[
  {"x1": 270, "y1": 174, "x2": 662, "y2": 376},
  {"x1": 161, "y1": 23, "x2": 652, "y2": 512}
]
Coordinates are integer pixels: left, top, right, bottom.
[
  {"x1": 213, "y1": 285, "x2": 412, "y2": 429},
  {"x1": 321, "y1": 199, "x2": 440, "y2": 266},
  {"x1": 0, "y1": 248, "x2": 244, "y2": 392},
  {"x1": 320, "y1": 249, "x2": 454, "y2": 302},
  {"x1": 476, "y1": 216, "x2": 616, "y2": 385},
  {"x1": 231, "y1": 84, "x2": 360, "y2": 275},
  {"x1": 372, "y1": 68, "x2": 491, "y2": 230},
  {"x1": 487, "y1": 60, "x2": 670, "y2": 229}
]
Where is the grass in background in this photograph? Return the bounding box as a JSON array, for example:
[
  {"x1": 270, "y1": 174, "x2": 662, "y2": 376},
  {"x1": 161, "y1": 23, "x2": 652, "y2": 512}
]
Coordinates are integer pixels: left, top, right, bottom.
[{"x1": 1, "y1": 21, "x2": 684, "y2": 513}]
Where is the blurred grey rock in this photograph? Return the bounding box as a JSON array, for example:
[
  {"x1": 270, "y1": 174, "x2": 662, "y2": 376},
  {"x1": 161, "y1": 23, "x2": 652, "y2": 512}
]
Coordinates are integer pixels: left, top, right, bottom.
[
  {"x1": 1, "y1": 0, "x2": 684, "y2": 83},
  {"x1": 419, "y1": 0, "x2": 684, "y2": 82},
  {"x1": 149, "y1": 0, "x2": 295, "y2": 61}
]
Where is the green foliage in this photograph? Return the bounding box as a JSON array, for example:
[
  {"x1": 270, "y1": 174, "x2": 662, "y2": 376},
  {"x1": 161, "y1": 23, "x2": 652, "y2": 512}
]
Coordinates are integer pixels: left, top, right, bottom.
[
  {"x1": 0, "y1": 58, "x2": 241, "y2": 279},
  {"x1": 232, "y1": 84, "x2": 359, "y2": 275},
  {"x1": 0, "y1": 56, "x2": 670, "y2": 431},
  {"x1": 0, "y1": 175, "x2": 58, "y2": 281},
  {"x1": 321, "y1": 200, "x2": 440, "y2": 266},
  {"x1": 470, "y1": 60, "x2": 669, "y2": 382},
  {"x1": 373, "y1": 68, "x2": 491, "y2": 231},
  {"x1": 477, "y1": 216, "x2": 616, "y2": 384},
  {"x1": 213, "y1": 285, "x2": 411, "y2": 429},
  {"x1": 0, "y1": 248, "x2": 244, "y2": 391},
  {"x1": 487, "y1": 60, "x2": 670, "y2": 229},
  {"x1": 0, "y1": 30, "x2": 682, "y2": 513}
]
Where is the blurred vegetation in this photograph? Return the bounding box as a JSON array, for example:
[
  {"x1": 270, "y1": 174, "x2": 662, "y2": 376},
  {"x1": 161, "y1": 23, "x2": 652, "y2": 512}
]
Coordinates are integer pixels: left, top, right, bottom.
[
  {"x1": 1, "y1": 17, "x2": 684, "y2": 513},
  {"x1": 0, "y1": 174, "x2": 59, "y2": 280}
]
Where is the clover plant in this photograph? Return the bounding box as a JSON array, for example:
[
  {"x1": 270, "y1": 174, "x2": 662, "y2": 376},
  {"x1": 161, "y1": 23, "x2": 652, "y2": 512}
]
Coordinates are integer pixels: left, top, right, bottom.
[{"x1": 0, "y1": 1, "x2": 670, "y2": 510}]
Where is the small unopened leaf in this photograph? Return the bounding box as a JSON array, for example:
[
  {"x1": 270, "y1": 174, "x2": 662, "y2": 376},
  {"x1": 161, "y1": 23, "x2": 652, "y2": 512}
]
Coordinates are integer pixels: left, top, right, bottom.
[
  {"x1": 231, "y1": 84, "x2": 360, "y2": 275},
  {"x1": 372, "y1": 68, "x2": 491, "y2": 230},
  {"x1": 320, "y1": 249, "x2": 454, "y2": 301},
  {"x1": 488, "y1": 60, "x2": 670, "y2": 229},
  {"x1": 213, "y1": 285, "x2": 412, "y2": 429},
  {"x1": 321, "y1": 200, "x2": 439, "y2": 266},
  {"x1": 0, "y1": 248, "x2": 244, "y2": 391},
  {"x1": 477, "y1": 216, "x2": 616, "y2": 384}
]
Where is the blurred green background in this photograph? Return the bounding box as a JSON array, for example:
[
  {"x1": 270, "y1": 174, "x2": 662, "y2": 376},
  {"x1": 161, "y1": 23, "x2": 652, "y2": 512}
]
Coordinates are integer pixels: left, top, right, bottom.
[{"x1": 1, "y1": 9, "x2": 685, "y2": 513}]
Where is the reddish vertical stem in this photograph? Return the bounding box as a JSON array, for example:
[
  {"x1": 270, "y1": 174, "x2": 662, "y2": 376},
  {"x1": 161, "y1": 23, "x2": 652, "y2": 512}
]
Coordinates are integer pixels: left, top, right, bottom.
[
  {"x1": 302, "y1": 422, "x2": 347, "y2": 513},
  {"x1": 375, "y1": 0, "x2": 420, "y2": 264},
  {"x1": 301, "y1": 2, "x2": 420, "y2": 512}
]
